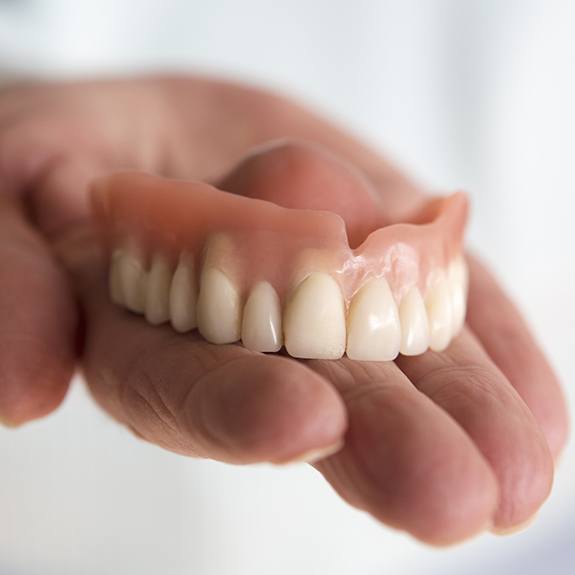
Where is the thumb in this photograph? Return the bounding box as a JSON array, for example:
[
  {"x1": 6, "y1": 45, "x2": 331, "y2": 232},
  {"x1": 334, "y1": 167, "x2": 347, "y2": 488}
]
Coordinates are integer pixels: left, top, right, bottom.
[{"x1": 0, "y1": 191, "x2": 76, "y2": 426}]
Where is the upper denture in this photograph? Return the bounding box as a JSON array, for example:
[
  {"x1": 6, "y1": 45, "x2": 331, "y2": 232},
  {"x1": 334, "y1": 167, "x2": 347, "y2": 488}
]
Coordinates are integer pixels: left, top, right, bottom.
[{"x1": 94, "y1": 172, "x2": 469, "y2": 360}]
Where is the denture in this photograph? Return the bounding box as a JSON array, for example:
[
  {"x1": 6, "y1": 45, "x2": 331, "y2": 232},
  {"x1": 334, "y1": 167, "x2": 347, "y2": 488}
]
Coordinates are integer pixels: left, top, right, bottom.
[{"x1": 94, "y1": 171, "x2": 469, "y2": 361}]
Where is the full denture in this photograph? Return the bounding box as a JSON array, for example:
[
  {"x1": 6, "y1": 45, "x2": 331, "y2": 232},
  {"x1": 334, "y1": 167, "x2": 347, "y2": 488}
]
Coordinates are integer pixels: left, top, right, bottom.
[{"x1": 94, "y1": 172, "x2": 469, "y2": 361}]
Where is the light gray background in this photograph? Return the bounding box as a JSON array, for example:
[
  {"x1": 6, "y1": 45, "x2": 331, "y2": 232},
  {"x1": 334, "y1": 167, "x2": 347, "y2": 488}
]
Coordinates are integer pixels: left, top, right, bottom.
[{"x1": 0, "y1": 1, "x2": 573, "y2": 574}]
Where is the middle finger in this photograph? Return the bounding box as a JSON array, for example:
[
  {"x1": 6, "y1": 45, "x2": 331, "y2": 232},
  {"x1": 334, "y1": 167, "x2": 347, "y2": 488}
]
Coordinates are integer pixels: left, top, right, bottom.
[{"x1": 395, "y1": 328, "x2": 554, "y2": 531}]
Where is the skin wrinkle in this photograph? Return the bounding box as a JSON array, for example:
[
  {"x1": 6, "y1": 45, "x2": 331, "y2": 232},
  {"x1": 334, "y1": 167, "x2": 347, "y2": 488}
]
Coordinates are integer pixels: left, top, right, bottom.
[
  {"x1": 409, "y1": 362, "x2": 511, "y2": 408},
  {"x1": 120, "y1": 381, "x2": 181, "y2": 443},
  {"x1": 129, "y1": 370, "x2": 181, "y2": 438},
  {"x1": 145, "y1": 370, "x2": 184, "y2": 435}
]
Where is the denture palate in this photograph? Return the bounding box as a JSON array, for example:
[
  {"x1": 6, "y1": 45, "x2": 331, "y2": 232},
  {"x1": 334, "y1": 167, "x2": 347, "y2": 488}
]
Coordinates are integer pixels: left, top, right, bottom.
[{"x1": 95, "y1": 172, "x2": 469, "y2": 361}]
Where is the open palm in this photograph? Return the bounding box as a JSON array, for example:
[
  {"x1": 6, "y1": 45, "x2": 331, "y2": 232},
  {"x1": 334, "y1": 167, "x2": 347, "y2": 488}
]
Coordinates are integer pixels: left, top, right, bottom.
[{"x1": 0, "y1": 77, "x2": 567, "y2": 545}]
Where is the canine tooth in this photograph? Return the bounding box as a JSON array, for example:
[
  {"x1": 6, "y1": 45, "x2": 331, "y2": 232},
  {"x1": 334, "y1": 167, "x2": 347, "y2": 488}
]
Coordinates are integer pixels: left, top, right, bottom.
[
  {"x1": 426, "y1": 271, "x2": 453, "y2": 352},
  {"x1": 118, "y1": 245, "x2": 147, "y2": 313},
  {"x1": 449, "y1": 256, "x2": 469, "y2": 336},
  {"x1": 145, "y1": 252, "x2": 172, "y2": 325},
  {"x1": 197, "y1": 268, "x2": 241, "y2": 344},
  {"x1": 241, "y1": 282, "x2": 283, "y2": 352},
  {"x1": 284, "y1": 273, "x2": 346, "y2": 360},
  {"x1": 109, "y1": 249, "x2": 124, "y2": 305},
  {"x1": 169, "y1": 253, "x2": 197, "y2": 333},
  {"x1": 399, "y1": 286, "x2": 430, "y2": 355},
  {"x1": 346, "y1": 277, "x2": 401, "y2": 361}
]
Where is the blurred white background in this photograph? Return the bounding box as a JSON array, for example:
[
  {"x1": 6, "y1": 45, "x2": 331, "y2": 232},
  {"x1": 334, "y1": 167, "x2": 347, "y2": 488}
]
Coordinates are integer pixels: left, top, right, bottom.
[{"x1": 0, "y1": 1, "x2": 573, "y2": 574}]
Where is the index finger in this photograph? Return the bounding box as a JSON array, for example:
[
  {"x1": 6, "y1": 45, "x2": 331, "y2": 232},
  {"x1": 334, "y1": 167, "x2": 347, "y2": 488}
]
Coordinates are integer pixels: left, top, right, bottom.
[{"x1": 55, "y1": 226, "x2": 348, "y2": 464}]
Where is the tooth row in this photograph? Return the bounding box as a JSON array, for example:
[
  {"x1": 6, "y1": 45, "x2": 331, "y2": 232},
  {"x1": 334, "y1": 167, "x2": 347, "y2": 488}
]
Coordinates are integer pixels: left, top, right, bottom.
[{"x1": 109, "y1": 246, "x2": 467, "y2": 361}]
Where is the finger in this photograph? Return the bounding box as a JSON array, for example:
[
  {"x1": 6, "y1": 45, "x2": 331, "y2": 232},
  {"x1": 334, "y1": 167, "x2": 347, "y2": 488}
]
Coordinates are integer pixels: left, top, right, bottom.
[
  {"x1": 465, "y1": 254, "x2": 569, "y2": 460},
  {"x1": 309, "y1": 358, "x2": 498, "y2": 546},
  {"x1": 47, "y1": 225, "x2": 346, "y2": 463},
  {"x1": 395, "y1": 329, "x2": 554, "y2": 530},
  {"x1": 0, "y1": 194, "x2": 76, "y2": 426}
]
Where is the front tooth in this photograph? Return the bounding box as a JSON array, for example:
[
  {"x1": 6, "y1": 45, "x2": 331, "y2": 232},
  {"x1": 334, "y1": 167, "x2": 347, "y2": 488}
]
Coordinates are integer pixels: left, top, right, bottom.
[
  {"x1": 145, "y1": 252, "x2": 172, "y2": 325},
  {"x1": 118, "y1": 244, "x2": 147, "y2": 313},
  {"x1": 241, "y1": 281, "x2": 283, "y2": 352},
  {"x1": 109, "y1": 249, "x2": 124, "y2": 305},
  {"x1": 196, "y1": 268, "x2": 241, "y2": 344},
  {"x1": 399, "y1": 286, "x2": 430, "y2": 356},
  {"x1": 425, "y1": 271, "x2": 453, "y2": 352},
  {"x1": 346, "y1": 277, "x2": 401, "y2": 361},
  {"x1": 284, "y1": 273, "x2": 346, "y2": 359},
  {"x1": 448, "y1": 256, "x2": 469, "y2": 336},
  {"x1": 169, "y1": 252, "x2": 197, "y2": 333}
]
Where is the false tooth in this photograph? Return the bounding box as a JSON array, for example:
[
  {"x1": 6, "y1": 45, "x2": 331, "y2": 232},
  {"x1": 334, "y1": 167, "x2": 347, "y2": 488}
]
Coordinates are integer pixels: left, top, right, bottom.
[
  {"x1": 109, "y1": 249, "x2": 124, "y2": 305},
  {"x1": 241, "y1": 282, "x2": 283, "y2": 352},
  {"x1": 284, "y1": 273, "x2": 346, "y2": 360},
  {"x1": 169, "y1": 252, "x2": 197, "y2": 333},
  {"x1": 346, "y1": 277, "x2": 401, "y2": 361},
  {"x1": 449, "y1": 256, "x2": 469, "y2": 336},
  {"x1": 399, "y1": 286, "x2": 430, "y2": 356},
  {"x1": 145, "y1": 252, "x2": 172, "y2": 325},
  {"x1": 118, "y1": 244, "x2": 147, "y2": 314},
  {"x1": 425, "y1": 271, "x2": 453, "y2": 352},
  {"x1": 197, "y1": 268, "x2": 241, "y2": 344}
]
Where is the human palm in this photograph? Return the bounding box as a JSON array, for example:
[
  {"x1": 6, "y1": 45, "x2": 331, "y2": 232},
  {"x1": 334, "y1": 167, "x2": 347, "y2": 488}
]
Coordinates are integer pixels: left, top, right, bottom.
[{"x1": 0, "y1": 77, "x2": 567, "y2": 545}]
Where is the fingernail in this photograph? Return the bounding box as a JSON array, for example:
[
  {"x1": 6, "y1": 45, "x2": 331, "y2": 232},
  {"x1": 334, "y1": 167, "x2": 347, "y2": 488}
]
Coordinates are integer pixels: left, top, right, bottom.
[
  {"x1": 276, "y1": 439, "x2": 345, "y2": 465},
  {"x1": 490, "y1": 513, "x2": 538, "y2": 536}
]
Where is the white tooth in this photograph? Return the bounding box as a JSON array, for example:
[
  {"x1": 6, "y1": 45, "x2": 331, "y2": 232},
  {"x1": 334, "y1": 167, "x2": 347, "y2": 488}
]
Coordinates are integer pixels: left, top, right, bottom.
[
  {"x1": 197, "y1": 268, "x2": 241, "y2": 344},
  {"x1": 448, "y1": 256, "x2": 469, "y2": 336},
  {"x1": 169, "y1": 252, "x2": 197, "y2": 333},
  {"x1": 425, "y1": 271, "x2": 453, "y2": 352},
  {"x1": 346, "y1": 277, "x2": 401, "y2": 361},
  {"x1": 284, "y1": 273, "x2": 346, "y2": 360},
  {"x1": 399, "y1": 286, "x2": 430, "y2": 355},
  {"x1": 145, "y1": 252, "x2": 172, "y2": 325},
  {"x1": 109, "y1": 249, "x2": 124, "y2": 305},
  {"x1": 118, "y1": 245, "x2": 147, "y2": 314},
  {"x1": 241, "y1": 282, "x2": 283, "y2": 352}
]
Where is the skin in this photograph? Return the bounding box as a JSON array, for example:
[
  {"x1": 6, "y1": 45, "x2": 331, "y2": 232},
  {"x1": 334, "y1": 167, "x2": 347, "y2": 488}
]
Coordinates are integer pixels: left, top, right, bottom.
[{"x1": 0, "y1": 76, "x2": 568, "y2": 545}]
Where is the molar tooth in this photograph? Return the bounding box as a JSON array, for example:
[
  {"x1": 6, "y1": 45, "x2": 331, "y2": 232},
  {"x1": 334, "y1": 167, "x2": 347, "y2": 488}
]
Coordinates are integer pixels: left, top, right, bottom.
[
  {"x1": 284, "y1": 273, "x2": 346, "y2": 360},
  {"x1": 169, "y1": 252, "x2": 197, "y2": 333},
  {"x1": 197, "y1": 268, "x2": 241, "y2": 344},
  {"x1": 109, "y1": 249, "x2": 124, "y2": 305},
  {"x1": 425, "y1": 271, "x2": 453, "y2": 352},
  {"x1": 241, "y1": 281, "x2": 283, "y2": 352},
  {"x1": 145, "y1": 252, "x2": 172, "y2": 325},
  {"x1": 118, "y1": 244, "x2": 147, "y2": 314},
  {"x1": 346, "y1": 277, "x2": 401, "y2": 361},
  {"x1": 448, "y1": 256, "x2": 469, "y2": 336},
  {"x1": 399, "y1": 286, "x2": 430, "y2": 356}
]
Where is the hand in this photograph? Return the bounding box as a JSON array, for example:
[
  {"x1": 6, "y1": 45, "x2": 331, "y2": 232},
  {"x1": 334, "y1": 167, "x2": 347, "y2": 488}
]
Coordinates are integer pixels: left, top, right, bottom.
[{"x1": 0, "y1": 77, "x2": 568, "y2": 545}]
